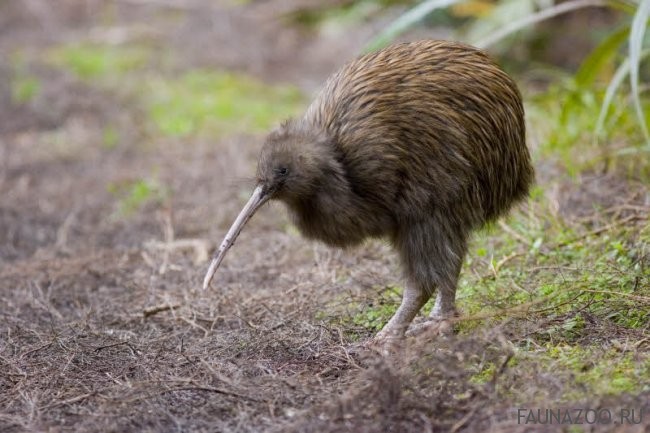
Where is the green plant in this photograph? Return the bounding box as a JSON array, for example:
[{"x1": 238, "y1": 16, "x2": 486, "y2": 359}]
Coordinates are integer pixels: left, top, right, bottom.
[
  {"x1": 11, "y1": 75, "x2": 40, "y2": 103},
  {"x1": 108, "y1": 178, "x2": 168, "y2": 217},
  {"x1": 102, "y1": 126, "x2": 120, "y2": 149},
  {"x1": 144, "y1": 70, "x2": 304, "y2": 137},
  {"x1": 350, "y1": 286, "x2": 402, "y2": 331},
  {"x1": 49, "y1": 43, "x2": 151, "y2": 80}
]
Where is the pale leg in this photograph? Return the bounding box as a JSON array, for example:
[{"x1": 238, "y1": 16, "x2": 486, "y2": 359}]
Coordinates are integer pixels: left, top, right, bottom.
[
  {"x1": 376, "y1": 215, "x2": 467, "y2": 341},
  {"x1": 375, "y1": 285, "x2": 430, "y2": 340},
  {"x1": 404, "y1": 283, "x2": 457, "y2": 337},
  {"x1": 429, "y1": 283, "x2": 457, "y2": 319}
]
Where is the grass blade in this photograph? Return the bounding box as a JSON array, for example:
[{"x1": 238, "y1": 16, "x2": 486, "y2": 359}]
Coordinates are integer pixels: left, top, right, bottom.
[
  {"x1": 464, "y1": 0, "x2": 536, "y2": 47},
  {"x1": 595, "y1": 49, "x2": 650, "y2": 141},
  {"x1": 628, "y1": 0, "x2": 650, "y2": 145},
  {"x1": 574, "y1": 24, "x2": 630, "y2": 87},
  {"x1": 475, "y1": 0, "x2": 608, "y2": 49},
  {"x1": 364, "y1": 0, "x2": 462, "y2": 53},
  {"x1": 595, "y1": 57, "x2": 632, "y2": 140}
]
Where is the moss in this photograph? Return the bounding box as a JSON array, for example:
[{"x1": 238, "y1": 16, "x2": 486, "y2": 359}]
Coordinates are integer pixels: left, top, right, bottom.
[
  {"x1": 349, "y1": 286, "x2": 402, "y2": 332},
  {"x1": 470, "y1": 361, "x2": 497, "y2": 385},
  {"x1": 539, "y1": 345, "x2": 650, "y2": 398}
]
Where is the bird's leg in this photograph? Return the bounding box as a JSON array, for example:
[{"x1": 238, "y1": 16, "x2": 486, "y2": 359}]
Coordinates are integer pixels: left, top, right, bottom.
[
  {"x1": 403, "y1": 282, "x2": 458, "y2": 338},
  {"x1": 430, "y1": 284, "x2": 457, "y2": 319},
  {"x1": 407, "y1": 252, "x2": 464, "y2": 337},
  {"x1": 393, "y1": 216, "x2": 467, "y2": 339},
  {"x1": 375, "y1": 285, "x2": 430, "y2": 340}
]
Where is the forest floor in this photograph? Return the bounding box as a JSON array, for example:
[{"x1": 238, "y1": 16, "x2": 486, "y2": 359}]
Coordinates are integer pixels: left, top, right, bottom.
[{"x1": 1, "y1": 1, "x2": 648, "y2": 432}]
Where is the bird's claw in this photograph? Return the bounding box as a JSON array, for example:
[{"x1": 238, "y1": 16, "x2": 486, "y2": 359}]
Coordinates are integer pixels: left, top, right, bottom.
[{"x1": 404, "y1": 317, "x2": 454, "y2": 338}]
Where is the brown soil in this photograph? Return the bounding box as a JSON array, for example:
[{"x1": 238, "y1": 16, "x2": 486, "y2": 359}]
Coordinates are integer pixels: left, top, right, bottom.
[{"x1": 1, "y1": 1, "x2": 648, "y2": 433}]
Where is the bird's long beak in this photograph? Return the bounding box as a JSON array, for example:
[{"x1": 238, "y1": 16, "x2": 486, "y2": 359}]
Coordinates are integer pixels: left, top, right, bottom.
[{"x1": 202, "y1": 184, "x2": 270, "y2": 290}]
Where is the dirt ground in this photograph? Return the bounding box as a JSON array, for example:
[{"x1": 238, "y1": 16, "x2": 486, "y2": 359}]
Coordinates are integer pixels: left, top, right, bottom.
[{"x1": 1, "y1": 1, "x2": 649, "y2": 432}]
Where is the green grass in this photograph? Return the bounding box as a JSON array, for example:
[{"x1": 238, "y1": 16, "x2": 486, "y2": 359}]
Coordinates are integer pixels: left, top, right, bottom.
[
  {"x1": 102, "y1": 126, "x2": 120, "y2": 149},
  {"x1": 455, "y1": 183, "x2": 647, "y2": 401},
  {"x1": 349, "y1": 286, "x2": 402, "y2": 331},
  {"x1": 49, "y1": 43, "x2": 151, "y2": 80},
  {"x1": 47, "y1": 42, "x2": 305, "y2": 139},
  {"x1": 526, "y1": 82, "x2": 650, "y2": 171},
  {"x1": 144, "y1": 70, "x2": 304, "y2": 137},
  {"x1": 108, "y1": 178, "x2": 168, "y2": 217},
  {"x1": 457, "y1": 210, "x2": 649, "y2": 330},
  {"x1": 10, "y1": 50, "x2": 42, "y2": 104},
  {"x1": 11, "y1": 75, "x2": 41, "y2": 103},
  {"x1": 522, "y1": 345, "x2": 650, "y2": 400},
  {"x1": 467, "y1": 344, "x2": 650, "y2": 403},
  {"x1": 318, "y1": 286, "x2": 401, "y2": 334}
]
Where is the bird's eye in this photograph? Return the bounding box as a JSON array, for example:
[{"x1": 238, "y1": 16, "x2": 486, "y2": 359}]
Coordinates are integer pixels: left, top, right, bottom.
[{"x1": 275, "y1": 167, "x2": 289, "y2": 176}]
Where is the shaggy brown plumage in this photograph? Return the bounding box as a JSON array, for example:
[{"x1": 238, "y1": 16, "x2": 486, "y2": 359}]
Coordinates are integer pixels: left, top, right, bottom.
[{"x1": 205, "y1": 40, "x2": 534, "y2": 339}]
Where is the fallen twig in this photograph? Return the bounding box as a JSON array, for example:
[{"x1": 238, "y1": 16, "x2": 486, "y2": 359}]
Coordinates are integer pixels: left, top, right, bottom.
[
  {"x1": 133, "y1": 382, "x2": 264, "y2": 404},
  {"x1": 143, "y1": 303, "x2": 181, "y2": 318},
  {"x1": 556, "y1": 214, "x2": 642, "y2": 248},
  {"x1": 94, "y1": 341, "x2": 139, "y2": 357},
  {"x1": 40, "y1": 392, "x2": 96, "y2": 410},
  {"x1": 498, "y1": 221, "x2": 532, "y2": 246},
  {"x1": 579, "y1": 289, "x2": 650, "y2": 304}
]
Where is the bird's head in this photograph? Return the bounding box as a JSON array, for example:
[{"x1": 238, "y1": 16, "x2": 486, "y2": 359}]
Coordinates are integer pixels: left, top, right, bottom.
[
  {"x1": 256, "y1": 120, "x2": 332, "y2": 203},
  {"x1": 202, "y1": 120, "x2": 336, "y2": 289}
]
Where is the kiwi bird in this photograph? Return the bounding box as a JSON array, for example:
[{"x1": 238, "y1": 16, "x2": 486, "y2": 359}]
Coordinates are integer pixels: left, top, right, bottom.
[{"x1": 203, "y1": 40, "x2": 534, "y2": 339}]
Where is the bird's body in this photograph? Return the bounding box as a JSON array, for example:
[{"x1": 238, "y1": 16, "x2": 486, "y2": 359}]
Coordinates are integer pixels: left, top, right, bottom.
[
  {"x1": 284, "y1": 40, "x2": 531, "y2": 247},
  {"x1": 204, "y1": 40, "x2": 534, "y2": 339}
]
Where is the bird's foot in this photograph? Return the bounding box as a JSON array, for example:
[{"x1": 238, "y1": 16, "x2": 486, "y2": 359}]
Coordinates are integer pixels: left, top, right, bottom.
[
  {"x1": 374, "y1": 325, "x2": 404, "y2": 341},
  {"x1": 361, "y1": 326, "x2": 405, "y2": 355},
  {"x1": 366, "y1": 336, "x2": 401, "y2": 356},
  {"x1": 347, "y1": 335, "x2": 399, "y2": 357},
  {"x1": 405, "y1": 317, "x2": 454, "y2": 338}
]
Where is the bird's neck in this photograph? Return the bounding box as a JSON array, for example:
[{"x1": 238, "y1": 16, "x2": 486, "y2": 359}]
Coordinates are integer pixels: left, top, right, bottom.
[{"x1": 282, "y1": 139, "x2": 375, "y2": 247}]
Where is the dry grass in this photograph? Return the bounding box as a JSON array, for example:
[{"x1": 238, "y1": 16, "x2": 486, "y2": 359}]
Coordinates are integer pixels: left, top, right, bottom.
[{"x1": 1, "y1": 1, "x2": 649, "y2": 432}]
